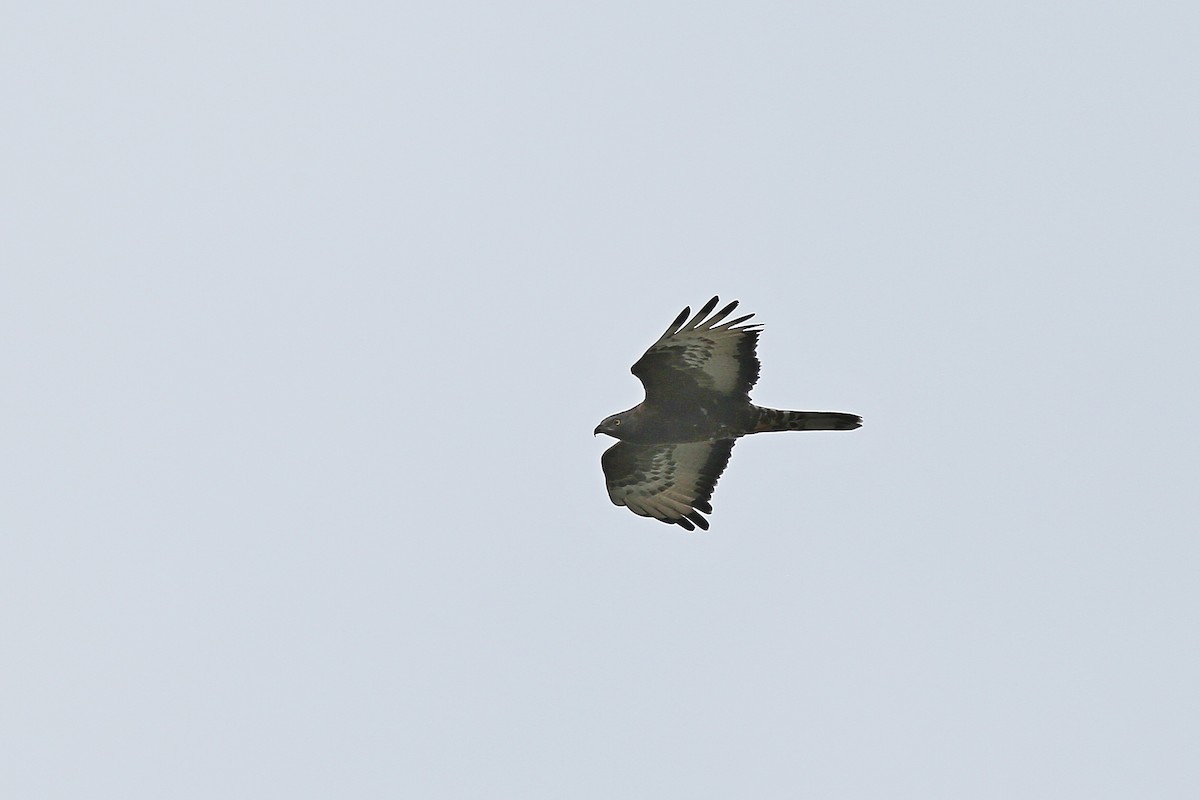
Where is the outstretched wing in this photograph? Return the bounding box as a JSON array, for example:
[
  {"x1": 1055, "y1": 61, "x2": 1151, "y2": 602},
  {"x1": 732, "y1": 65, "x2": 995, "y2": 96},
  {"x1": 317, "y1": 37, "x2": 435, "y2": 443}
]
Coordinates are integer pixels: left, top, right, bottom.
[
  {"x1": 600, "y1": 439, "x2": 736, "y2": 531},
  {"x1": 632, "y1": 296, "x2": 762, "y2": 408}
]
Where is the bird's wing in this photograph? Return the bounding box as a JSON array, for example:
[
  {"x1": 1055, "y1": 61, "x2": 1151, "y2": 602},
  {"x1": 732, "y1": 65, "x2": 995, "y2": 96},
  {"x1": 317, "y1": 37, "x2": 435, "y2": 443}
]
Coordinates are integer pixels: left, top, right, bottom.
[
  {"x1": 631, "y1": 296, "x2": 762, "y2": 408},
  {"x1": 600, "y1": 439, "x2": 736, "y2": 531}
]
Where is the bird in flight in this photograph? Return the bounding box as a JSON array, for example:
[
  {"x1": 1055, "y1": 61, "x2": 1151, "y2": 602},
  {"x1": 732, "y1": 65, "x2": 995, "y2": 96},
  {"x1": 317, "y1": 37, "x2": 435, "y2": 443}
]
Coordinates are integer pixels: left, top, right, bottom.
[{"x1": 595, "y1": 296, "x2": 861, "y2": 531}]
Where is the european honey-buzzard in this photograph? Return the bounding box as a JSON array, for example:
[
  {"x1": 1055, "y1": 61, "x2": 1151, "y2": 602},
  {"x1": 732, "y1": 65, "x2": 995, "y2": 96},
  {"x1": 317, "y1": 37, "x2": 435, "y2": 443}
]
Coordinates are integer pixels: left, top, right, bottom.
[{"x1": 595, "y1": 296, "x2": 861, "y2": 531}]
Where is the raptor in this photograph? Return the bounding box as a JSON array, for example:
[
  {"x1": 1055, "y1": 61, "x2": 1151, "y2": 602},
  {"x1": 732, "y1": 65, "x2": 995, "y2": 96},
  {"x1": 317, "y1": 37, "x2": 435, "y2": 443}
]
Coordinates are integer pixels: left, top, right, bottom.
[{"x1": 595, "y1": 296, "x2": 861, "y2": 530}]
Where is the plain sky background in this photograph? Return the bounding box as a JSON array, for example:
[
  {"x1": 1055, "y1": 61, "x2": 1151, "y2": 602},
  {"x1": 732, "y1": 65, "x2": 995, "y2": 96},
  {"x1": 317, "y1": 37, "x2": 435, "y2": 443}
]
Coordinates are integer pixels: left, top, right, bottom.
[{"x1": 4, "y1": 2, "x2": 1199, "y2": 797}]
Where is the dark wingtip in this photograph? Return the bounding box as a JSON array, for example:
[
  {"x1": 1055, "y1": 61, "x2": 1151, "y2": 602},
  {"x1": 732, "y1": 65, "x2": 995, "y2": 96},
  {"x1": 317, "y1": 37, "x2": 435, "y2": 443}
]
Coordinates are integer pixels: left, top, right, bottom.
[
  {"x1": 668, "y1": 306, "x2": 690, "y2": 334},
  {"x1": 657, "y1": 510, "x2": 711, "y2": 532}
]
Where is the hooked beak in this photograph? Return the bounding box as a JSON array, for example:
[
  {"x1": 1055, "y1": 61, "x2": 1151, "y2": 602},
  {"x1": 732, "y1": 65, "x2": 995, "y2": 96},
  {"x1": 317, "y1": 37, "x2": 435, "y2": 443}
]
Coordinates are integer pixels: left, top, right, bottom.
[{"x1": 593, "y1": 424, "x2": 602, "y2": 436}]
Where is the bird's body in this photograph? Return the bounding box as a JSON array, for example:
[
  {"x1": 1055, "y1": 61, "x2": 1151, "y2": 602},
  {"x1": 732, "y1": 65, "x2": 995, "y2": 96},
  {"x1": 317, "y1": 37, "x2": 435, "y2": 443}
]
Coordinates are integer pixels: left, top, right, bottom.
[
  {"x1": 595, "y1": 296, "x2": 860, "y2": 531},
  {"x1": 600, "y1": 395, "x2": 754, "y2": 444}
]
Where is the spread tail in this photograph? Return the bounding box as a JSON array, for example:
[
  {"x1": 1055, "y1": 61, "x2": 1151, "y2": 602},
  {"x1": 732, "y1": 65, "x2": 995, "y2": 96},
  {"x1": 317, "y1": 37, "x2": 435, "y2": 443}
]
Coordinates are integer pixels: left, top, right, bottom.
[{"x1": 752, "y1": 407, "x2": 862, "y2": 433}]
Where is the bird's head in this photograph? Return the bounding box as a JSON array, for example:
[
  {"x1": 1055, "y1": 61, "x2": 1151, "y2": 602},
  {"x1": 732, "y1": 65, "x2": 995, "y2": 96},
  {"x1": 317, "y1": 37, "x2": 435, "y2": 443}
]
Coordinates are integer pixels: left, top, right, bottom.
[{"x1": 594, "y1": 411, "x2": 635, "y2": 440}]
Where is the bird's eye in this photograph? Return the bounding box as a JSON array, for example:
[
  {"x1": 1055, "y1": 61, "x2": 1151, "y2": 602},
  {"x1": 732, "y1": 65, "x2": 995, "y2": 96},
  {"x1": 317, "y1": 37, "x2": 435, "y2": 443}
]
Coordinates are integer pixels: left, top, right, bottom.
[{"x1": 612, "y1": 419, "x2": 621, "y2": 426}]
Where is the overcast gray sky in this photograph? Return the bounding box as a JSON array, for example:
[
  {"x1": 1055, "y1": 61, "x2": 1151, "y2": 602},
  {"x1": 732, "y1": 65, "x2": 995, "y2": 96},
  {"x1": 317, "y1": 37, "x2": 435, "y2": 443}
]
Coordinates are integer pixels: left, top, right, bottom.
[{"x1": 4, "y1": 2, "x2": 1199, "y2": 797}]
